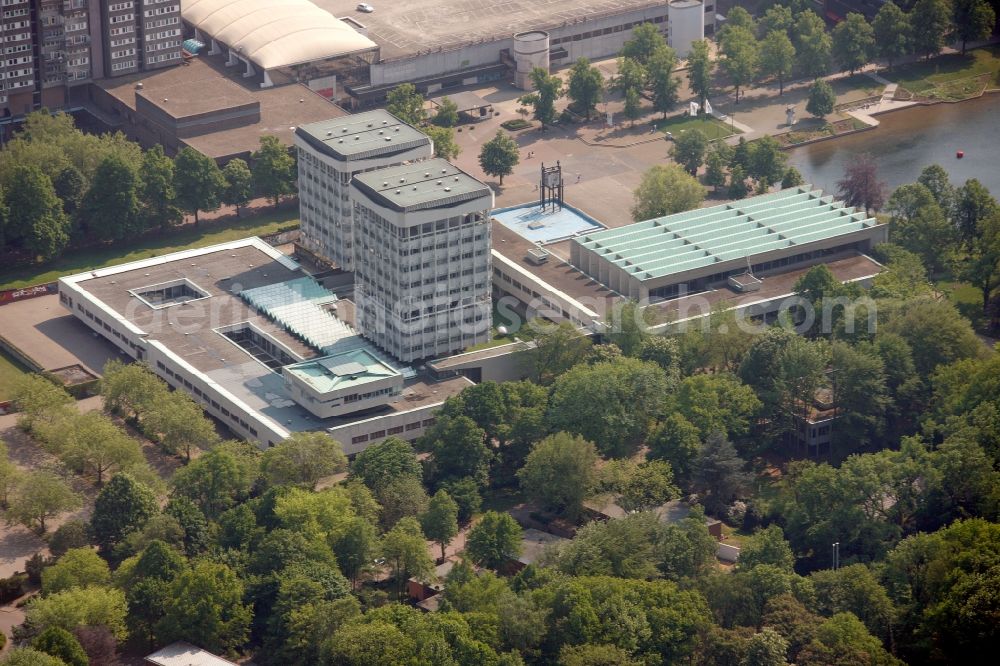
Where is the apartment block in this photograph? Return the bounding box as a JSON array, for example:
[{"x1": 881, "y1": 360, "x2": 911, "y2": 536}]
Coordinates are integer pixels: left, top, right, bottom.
[
  {"x1": 0, "y1": 0, "x2": 179, "y2": 119},
  {"x1": 351, "y1": 158, "x2": 494, "y2": 363},
  {"x1": 294, "y1": 111, "x2": 434, "y2": 271}
]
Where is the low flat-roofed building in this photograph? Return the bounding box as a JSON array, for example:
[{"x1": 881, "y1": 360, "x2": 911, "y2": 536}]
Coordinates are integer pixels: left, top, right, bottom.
[
  {"x1": 87, "y1": 56, "x2": 348, "y2": 161},
  {"x1": 571, "y1": 187, "x2": 888, "y2": 302},
  {"x1": 508, "y1": 527, "x2": 569, "y2": 572},
  {"x1": 57, "y1": 237, "x2": 472, "y2": 449},
  {"x1": 283, "y1": 348, "x2": 404, "y2": 419},
  {"x1": 145, "y1": 642, "x2": 237, "y2": 666}
]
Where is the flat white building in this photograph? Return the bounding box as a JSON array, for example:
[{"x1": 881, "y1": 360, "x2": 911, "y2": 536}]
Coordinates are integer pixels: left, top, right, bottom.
[
  {"x1": 351, "y1": 158, "x2": 494, "y2": 362},
  {"x1": 295, "y1": 111, "x2": 433, "y2": 270}
]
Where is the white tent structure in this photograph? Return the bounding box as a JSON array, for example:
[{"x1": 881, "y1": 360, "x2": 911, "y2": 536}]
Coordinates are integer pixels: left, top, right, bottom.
[{"x1": 182, "y1": 0, "x2": 379, "y2": 86}]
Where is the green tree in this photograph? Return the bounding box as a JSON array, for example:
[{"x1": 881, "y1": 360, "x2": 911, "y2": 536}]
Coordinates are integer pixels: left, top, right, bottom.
[
  {"x1": 622, "y1": 22, "x2": 667, "y2": 65},
  {"x1": 631, "y1": 164, "x2": 706, "y2": 220},
  {"x1": 687, "y1": 39, "x2": 714, "y2": 106},
  {"x1": 728, "y1": 165, "x2": 750, "y2": 200},
  {"x1": 78, "y1": 154, "x2": 141, "y2": 241},
  {"x1": 381, "y1": 516, "x2": 434, "y2": 596},
  {"x1": 782, "y1": 167, "x2": 805, "y2": 189},
  {"x1": 48, "y1": 520, "x2": 90, "y2": 558},
  {"x1": 720, "y1": 27, "x2": 760, "y2": 101},
  {"x1": 806, "y1": 79, "x2": 836, "y2": 118},
  {"x1": 743, "y1": 628, "x2": 790, "y2": 666},
  {"x1": 520, "y1": 67, "x2": 562, "y2": 128},
  {"x1": 0, "y1": 649, "x2": 68, "y2": 666},
  {"x1": 171, "y1": 443, "x2": 258, "y2": 518},
  {"x1": 252, "y1": 135, "x2": 295, "y2": 206},
  {"x1": 603, "y1": 459, "x2": 679, "y2": 513},
  {"x1": 138, "y1": 145, "x2": 181, "y2": 232},
  {"x1": 623, "y1": 86, "x2": 643, "y2": 125},
  {"x1": 52, "y1": 165, "x2": 85, "y2": 216},
  {"x1": 738, "y1": 526, "x2": 796, "y2": 572},
  {"x1": 962, "y1": 211, "x2": 1000, "y2": 312},
  {"x1": 830, "y1": 342, "x2": 889, "y2": 451},
  {"x1": 953, "y1": 0, "x2": 994, "y2": 54},
  {"x1": 90, "y1": 472, "x2": 157, "y2": 554},
  {"x1": 441, "y1": 477, "x2": 482, "y2": 524},
  {"x1": 691, "y1": 432, "x2": 751, "y2": 514},
  {"x1": 377, "y1": 475, "x2": 429, "y2": 530},
  {"x1": 873, "y1": 2, "x2": 912, "y2": 70},
  {"x1": 25, "y1": 586, "x2": 128, "y2": 640},
  {"x1": 261, "y1": 431, "x2": 347, "y2": 489},
  {"x1": 911, "y1": 0, "x2": 954, "y2": 59},
  {"x1": 749, "y1": 136, "x2": 788, "y2": 192},
  {"x1": 886, "y1": 183, "x2": 957, "y2": 273},
  {"x1": 705, "y1": 147, "x2": 728, "y2": 191},
  {"x1": 881, "y1": 297, "x2": 983, "y2": 376},
  {"x1": 386, "y1": 83, "x2": 426, "y2": 125},
  {"x1": 431, "y1": 96, "x2": 459, "y2": 127},
  {"x1": 648, "y1": 413, "x2": 703, "y2": 483},
  {"x1": 917, "y1": 163, "x2": 956, "y2": 213},
  {"x1": 173, "y1": 147, "x2": 224, "y2": 224},
  {"x1": 954, "y1": 177, "x2": 999, "y2": 242},
  {"x1": 466, "y1": 511, "x2": 523, "y2": 570},
  {"x1": 99, "y1": 360, "x2": 165, "y2": 420},
  {"x1": 422, "y1": 490, "x2": 459, "y2": 560},
  {"x1": 810, "y1": 564, "x2": 895, "y2": 641},
  {"x1": 676, "y1": 373, "x2": 762, "y2": 440},
  {"x1": 156, "y1": 560, "x2": 251, "y2": 654},
  {"x1": 32, "y1": 627, "x2": 88, "y2": 666},
  {"x1": 421, "y1": 124, "x2": 460, "y2": 160},
  {"x1": 11, "y1": 374, "x2": 73, "y2": 435},
  {"x1": 142, "y1": 390, "x2": 219, "y2": 462},
  {"x1": 349, "y1": 436, "x2": 422, "y2": 492},
  {"x1": 323, "y1": 621, "x2": 415, "y2": 665},
  {"x1": 478, "y1": 130, "x2": 520, "y2": 185},
  {"x1": 4, "y1": 165, "x2": 69, "y2": 260},
  {"x1": 797, "y1": 613, "x2": 899, "y2": 666},
  {"x1": 758, "y1": 5, "x2": 794, "y2": 39},
  {"x1": 56, "y1": 411, "x2": 143, "y2": 485},
  {"x1": 10, "y1": 471, "x2": 81, "y2": 534},
  {"x1": 41, "y1": 547, "x2": 111, "y2": 595},
  {"x1": 793, "y1": 11, "x2": 832, "y2": 78},
  {"x1": 333, "y1": 516, "x2": 380, "y2": 589},
  {"x1": 832, "y1": 13, "x2": 875, "y2": 74},
  {"x1": 420, "y1": 414, "x2": 492, "y2": 487},
  {"x1": 759, "y1": 31, "x2": 796, "y2": 95},
  {"x1": 567, "y1": 58, "x2": 604, "y2": 120},
  {"x1": 722, "y1": 6, "x2": 756, "y2": 36},
  {"x1": 521, "y1": 320, "x2": 592, "y2": 385},
  {"x1": 548, "y1": 358, "x2": 671, "y2": 456},
  {"x1": 221, "y1": 158, "x2": 253, "y2": 216},
  {"x1": 518, "y1": 432, "x2": 598, "y2": 519},
  {"x1": 672, "y1": 129, "x2": 709, "y2": 175},
  {"x1": 648, "y1": 46, "x2": 680, "y2": 118}
]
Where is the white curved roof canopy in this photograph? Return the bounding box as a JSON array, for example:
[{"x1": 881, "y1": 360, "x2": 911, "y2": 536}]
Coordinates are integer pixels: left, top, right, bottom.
[{"x1": 182, "y1": 0, "x2": 378, "y2": 70}]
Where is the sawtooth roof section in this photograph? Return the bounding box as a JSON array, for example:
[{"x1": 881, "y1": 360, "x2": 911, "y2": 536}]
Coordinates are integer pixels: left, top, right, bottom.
[
  {"x1": 574, "y1": 187, "x2": 878, "y2": 281},
  {"x1": 182, "y1": 0, "x2": 378, "y2": 70}
]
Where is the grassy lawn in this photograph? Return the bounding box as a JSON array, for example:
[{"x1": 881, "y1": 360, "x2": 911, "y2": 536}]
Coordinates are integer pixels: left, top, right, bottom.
[
  {"x1": 829, "y1": 73, "x2": 885, "y2": 103},
  {"x1": 465, "y1": 301, "x2": 522, "y2": 352},
  {"x1": 774, "y1": 116, "x2": 871, "y2": 147},
  {"x1": 0, "y1": 348, "x2": 30, "y2": 402},
  {"x1": 937, "y1": 279, "x2": 988, "y2": 332},
  {"x1": 885, "y1": 46, "x2": 1000, "y2": 99},
  {"x1": 0, "y1": 207, "x2": 299, "y2": 290},
  {"x1": 656, "y1": 114, "x2": 740, "y2": 140}
]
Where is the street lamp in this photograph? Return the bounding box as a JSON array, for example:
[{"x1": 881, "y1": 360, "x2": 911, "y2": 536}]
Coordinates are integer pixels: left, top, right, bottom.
[{"x1": 832, "y1": 542, "x2": 840, "y2": 570}]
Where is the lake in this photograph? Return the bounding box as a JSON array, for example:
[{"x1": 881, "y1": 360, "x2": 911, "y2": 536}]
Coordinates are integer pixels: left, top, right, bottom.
[{"x1": 787, "y1": 94, "x2": 1000, "y2": 196}]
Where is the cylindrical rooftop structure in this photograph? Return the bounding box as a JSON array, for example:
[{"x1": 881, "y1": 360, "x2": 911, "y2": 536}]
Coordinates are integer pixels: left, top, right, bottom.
[
  {"x1": 513, "y1": 31, "x2": 550, "y2": 91},
  {"x1": 668, "y1": 0, "x2": 705, "y2": 60}
]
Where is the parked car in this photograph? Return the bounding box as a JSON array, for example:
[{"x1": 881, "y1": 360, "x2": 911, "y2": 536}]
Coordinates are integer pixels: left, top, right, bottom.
[{"x1": 357, "y1": 3, "x2": 374, "y2": 12}]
